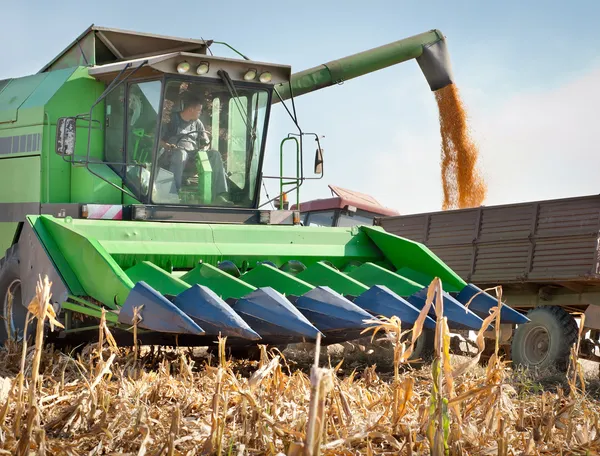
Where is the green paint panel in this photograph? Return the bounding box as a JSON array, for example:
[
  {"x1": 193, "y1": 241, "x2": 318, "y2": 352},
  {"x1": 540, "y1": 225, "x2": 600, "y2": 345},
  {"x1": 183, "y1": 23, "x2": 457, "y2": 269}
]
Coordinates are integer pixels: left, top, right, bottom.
[
  {"x1": 20, "y1": 68, "x2": 77, "y2": 110},
  {"x1": 68, "y1": 295, "x2": 103, "y2": 311},
  {"x1": 56, "y1": 219, "x2": 380, "y2": 271},
  {"x1": 126, "y1": 261, "x2": 189, "y2": 296},
  {"x1": 396, "y1": 267, "x2": 435, "y2": 288},
  {"x1": 197, "y1": 151, "x2": 212, "y2": 204},
  {"x1": 241, "y1": 264, "x2": 313, "y2": 296},
  {"x1": 208, "y1": 224, "x2": 381, "y2": 271},
  {"x1": 43, "y1": 68, "x2": 106, "y2": 203},
  {"x1": 61, "y1": 302, "x2": 120, "y2": 323},
  {"x1": 296, "y1": 261, "x2": 369, "y2": 297},
  {"x1": 361, "y1": 226, "x2": 466, "y2": 292},
  {"x1": 0, "y1": 73, "x2": 48, "y2": 123},
  {"x1": 0, "y1": 155, "x2": 41, "y2": 203},
  {"x1": 347, "y1": 262, "x2": 423, "y2": 296},
  {"x1": 27, "y1": 216, "x2": 85, "y2": 296},
  {"x1": 123, "y1": 193, "x2": 142, "y2": 205},
  {"x1": 180, "y1": 263, "x2": 255, "y2": 300},
  {"x1": 339, "y1": 261, "x2": 364, "y2": 275},
  {"x1": 0, "y1": 79, "x2": 10, "y2": 95},
  {"x1": 0, "y1": 223, "x2": 18, "y2": 256},
  {"x1": 71, "y1": 163, "x2": 122, "y2": 204},
  {"x1": 37, "y1": 215, "x2": 133, "y2": 307}
]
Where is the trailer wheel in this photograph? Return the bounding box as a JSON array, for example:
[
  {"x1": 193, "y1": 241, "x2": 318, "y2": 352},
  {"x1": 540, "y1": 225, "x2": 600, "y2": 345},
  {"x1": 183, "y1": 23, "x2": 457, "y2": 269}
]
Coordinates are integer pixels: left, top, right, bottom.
[
  {"x1": 0, "y1": 245, "x2": 32, "y2": 345},
  {"x1": 511, "y1": 306, "x2": 578, "y2": 372}
]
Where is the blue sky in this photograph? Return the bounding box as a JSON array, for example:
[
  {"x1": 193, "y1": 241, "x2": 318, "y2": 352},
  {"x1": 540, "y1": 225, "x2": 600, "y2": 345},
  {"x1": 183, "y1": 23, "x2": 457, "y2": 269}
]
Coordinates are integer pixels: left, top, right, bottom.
[{"x1": 2, "y1": 0, "x2": 599, "y2": 214}]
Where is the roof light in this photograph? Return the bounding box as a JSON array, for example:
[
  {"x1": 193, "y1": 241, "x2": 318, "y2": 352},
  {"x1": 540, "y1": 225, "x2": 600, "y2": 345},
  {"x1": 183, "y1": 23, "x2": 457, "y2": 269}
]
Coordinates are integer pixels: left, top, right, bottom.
[
  {"x1": 196, "y1": 61, "x2": 210, "y2": 75},
  {"x1": 259, "y1": 72, "x2": 272, "y2": 83},
  {"x1": 244, "y1": 69, "x2": 257, "y2": 81},
  {"x1": 177, "y1": 61, "x2": 191, "y2": 74}
]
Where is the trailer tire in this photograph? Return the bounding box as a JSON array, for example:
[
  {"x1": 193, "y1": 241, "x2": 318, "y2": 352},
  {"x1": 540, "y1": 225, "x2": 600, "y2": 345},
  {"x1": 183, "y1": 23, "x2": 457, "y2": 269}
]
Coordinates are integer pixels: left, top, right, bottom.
[
  {"x1": 0, "y1": 244, "x2": 32, "y2": 345},
  {"x1": 511, "y1": 306, "x2": 578, "y2": 372}
]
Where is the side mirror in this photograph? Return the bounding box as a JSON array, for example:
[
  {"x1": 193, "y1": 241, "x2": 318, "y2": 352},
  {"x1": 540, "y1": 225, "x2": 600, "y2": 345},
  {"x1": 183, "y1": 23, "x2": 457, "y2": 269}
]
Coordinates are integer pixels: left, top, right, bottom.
[
  {"x1": 56, "y1": 117, "x2": 77, "y2": 156},
  {"x1": 314, "y1": 148, "x2": 324, "y2": 175}
]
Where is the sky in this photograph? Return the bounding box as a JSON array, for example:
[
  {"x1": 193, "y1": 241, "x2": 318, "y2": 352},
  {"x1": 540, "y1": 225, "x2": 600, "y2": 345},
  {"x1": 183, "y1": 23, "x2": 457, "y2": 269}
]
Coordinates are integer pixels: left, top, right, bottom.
[{"x1": 2, "y1": 0, "x2": 599, "y2": 214}]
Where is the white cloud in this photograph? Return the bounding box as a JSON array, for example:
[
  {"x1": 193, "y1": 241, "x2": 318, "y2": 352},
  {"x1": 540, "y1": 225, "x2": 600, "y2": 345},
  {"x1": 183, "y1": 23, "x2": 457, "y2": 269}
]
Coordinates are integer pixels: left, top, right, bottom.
[
  {"x1": 471, "y1": 66, "x2": 600, "y2": 207},
  {"x1": 369, "y1": 66, "x2": 600, "y2": 214}
]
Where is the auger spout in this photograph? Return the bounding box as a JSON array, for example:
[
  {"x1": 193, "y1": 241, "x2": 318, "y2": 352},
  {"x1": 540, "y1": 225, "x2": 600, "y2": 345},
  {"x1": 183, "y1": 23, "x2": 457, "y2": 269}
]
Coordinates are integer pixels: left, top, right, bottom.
[{"x1": 274, "y1": 29, "x2": 454, "y2": 102}]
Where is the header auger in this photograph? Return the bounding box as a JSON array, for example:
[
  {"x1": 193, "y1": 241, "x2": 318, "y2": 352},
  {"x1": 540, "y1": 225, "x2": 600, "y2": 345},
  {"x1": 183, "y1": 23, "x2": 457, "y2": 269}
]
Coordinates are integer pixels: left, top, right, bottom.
[{"x1": 0, "y1": 25, "x2": 527, "y2": 356}]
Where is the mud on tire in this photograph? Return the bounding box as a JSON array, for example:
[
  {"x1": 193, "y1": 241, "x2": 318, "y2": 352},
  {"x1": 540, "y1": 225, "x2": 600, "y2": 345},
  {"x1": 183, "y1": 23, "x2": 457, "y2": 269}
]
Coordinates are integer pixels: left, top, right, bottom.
[
  {"x1": 511, "y1": 305, "x2": 578, "y2": 372},
  {"x1": 408, "y1": 328, "x2": 435, "y2": 364},
  {"x1": 0, "y1": 244, "x2": 32, "y2": 345}
]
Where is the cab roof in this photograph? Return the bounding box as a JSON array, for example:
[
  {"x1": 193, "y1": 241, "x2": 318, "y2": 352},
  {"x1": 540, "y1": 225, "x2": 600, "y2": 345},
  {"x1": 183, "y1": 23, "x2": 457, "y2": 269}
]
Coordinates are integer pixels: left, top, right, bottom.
[
  {"x1": 291, "y1": 185, "x2": 400, "y2": 216},
  {"x1": 40, "y1": 25, "x2": 211, "y2": 73}
]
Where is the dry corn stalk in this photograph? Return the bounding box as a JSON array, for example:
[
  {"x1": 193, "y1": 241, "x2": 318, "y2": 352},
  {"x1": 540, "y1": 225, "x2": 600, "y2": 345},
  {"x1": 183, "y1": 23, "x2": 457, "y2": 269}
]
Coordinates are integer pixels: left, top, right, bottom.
[
  {"x1": 0, "y1": 275, "x2": 596, "y2": 454},
  {"x1": 304, "y1": 333, "x2": 334, "y2": 456},
  {"x1": 16, "y1": 275, "x2": 63, "y2": 455},
  {"x1": 424, "y1": 278, "x2": 450, "y2": 455}
]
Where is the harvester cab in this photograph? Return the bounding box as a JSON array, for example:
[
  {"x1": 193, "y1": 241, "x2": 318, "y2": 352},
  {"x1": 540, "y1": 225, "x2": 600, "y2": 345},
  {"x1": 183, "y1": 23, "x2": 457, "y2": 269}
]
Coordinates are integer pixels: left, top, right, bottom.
[
  {"x1": 0, "y1": 25, "x2": 529, "y2": 355},
  {"x1": 53, "y1": 27, "x2": 297, "y2": 213}
]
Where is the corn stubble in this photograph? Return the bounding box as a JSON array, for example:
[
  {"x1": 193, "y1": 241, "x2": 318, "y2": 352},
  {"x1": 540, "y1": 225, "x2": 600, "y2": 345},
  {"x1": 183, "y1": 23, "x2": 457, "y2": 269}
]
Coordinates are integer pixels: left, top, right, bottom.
[
  {"x1": 0, "y1": 276, "x2": 598, "y2": 455},
  {"x1": 435, "y1": 84, "x2": 487, "y2": 210}
]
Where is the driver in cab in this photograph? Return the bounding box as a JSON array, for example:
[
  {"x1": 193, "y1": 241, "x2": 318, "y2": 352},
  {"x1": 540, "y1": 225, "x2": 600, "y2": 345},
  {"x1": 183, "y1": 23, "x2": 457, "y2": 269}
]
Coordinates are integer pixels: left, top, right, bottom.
[{"x1": 159, "y1": 93, "x2": 228, "y2": 200}]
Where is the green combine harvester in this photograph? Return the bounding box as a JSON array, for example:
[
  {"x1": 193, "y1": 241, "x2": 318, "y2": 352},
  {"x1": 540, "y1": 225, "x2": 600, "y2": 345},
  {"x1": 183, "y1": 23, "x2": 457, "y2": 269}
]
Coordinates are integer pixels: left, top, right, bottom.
[{"x1": 0, "y1": 25, "x2": 528, "y2": 352}]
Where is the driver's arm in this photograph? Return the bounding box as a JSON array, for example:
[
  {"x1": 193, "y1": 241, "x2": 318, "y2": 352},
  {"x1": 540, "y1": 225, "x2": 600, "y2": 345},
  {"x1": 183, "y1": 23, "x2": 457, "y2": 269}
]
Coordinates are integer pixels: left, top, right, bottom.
[
  {"x1": 196, "y1": 120, "x2": 210, "y2": 148},
  {"x1": 160, "y1": 139, "x2": 175, "y2": 150},
  {"x1": 159, "y1": 119, "x2": 177, "y2": 150}
]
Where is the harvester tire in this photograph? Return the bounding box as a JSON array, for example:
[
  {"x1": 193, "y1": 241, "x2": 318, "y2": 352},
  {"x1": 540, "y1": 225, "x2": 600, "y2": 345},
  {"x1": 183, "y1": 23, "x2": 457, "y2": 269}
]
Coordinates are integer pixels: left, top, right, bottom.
[
  {"x1": 0, "y1": 244, "x2": 32, "y2": 345},
  {"x1": 511, "y1": 305, "x2": 578, "y2": 373},
  {"x1": 408, "y1": 328, "x2": 435, "y2": 364},
  {"x1": 209, "y1": 344, "x2": 288, "y2": 361}
]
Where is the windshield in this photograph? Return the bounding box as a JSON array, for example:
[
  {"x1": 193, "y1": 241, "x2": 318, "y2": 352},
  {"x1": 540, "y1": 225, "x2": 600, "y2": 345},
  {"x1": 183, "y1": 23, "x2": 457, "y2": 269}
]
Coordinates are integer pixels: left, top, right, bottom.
[
  {"x1": 337, "y1": 212, "x2": 375, "y2": 227},
  {"x1": 151, "y1": 79, "x2": 270, "y2": 207},
  {"x1": 301, "y1": 210, "x2": 376, "y2": 227},
  {"x1": 304, "y1": 211, "x2": 335, "y2": 227}
]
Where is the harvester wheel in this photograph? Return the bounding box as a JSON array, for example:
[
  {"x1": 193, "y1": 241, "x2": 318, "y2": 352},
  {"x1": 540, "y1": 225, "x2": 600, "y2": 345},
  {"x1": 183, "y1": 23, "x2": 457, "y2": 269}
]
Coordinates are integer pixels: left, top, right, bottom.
[
  {"x1": 511, "y1": 305, "x2": 578, "y2": 372},
  {"x1": 408, "y1": 328, "x2": 435, "y2": 364},
  {"x1": 208, "y1": 344, "x2": 288, "y2": 361},
  {"x1": 228, "y1": 345, "x2": 262, "y2": 361},
  {"x1": 0, "y1": 244, "x2": 32, "y2": 345}
]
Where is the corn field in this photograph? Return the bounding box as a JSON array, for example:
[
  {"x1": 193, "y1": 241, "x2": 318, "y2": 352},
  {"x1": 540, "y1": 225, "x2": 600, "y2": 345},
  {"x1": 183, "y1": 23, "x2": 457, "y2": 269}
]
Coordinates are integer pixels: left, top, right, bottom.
[{"x1": 0, "y1": 276, "x2": 599, "y2": 455}]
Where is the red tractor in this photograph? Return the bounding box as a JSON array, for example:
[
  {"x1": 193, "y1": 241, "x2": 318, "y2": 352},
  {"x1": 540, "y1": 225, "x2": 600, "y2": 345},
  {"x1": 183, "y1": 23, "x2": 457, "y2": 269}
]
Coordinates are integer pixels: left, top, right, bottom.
[{"x1": 290, "y1": 184, "x2": 400, "y2": 228}]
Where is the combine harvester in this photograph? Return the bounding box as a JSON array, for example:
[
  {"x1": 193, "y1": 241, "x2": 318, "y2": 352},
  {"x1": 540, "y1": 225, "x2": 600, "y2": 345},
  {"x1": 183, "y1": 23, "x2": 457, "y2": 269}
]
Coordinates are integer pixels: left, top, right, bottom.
[{"x1": 0, "y1": 26, "x2": 528, "y2": 354}]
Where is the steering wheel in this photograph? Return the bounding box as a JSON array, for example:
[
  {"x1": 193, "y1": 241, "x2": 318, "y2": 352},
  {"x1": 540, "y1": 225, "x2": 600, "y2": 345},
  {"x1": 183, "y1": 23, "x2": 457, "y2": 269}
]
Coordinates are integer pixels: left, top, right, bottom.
[{"x1": 173, "y1": 130, "x2": 212, "y2": 151}]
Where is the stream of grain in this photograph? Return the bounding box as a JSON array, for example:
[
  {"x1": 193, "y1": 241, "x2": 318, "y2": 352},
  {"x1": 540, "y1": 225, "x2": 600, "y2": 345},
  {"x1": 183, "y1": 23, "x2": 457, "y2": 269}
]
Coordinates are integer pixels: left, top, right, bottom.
[{"x1": 435, "y1": 84, "x2": 487, "y2": 210}]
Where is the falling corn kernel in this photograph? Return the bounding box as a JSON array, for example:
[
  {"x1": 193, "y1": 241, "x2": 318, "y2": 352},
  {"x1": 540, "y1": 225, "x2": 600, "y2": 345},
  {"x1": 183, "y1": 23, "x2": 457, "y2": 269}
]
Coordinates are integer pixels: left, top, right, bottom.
[{"x1": 435, "y1": 84, "x2": 487, "y2": 210}]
